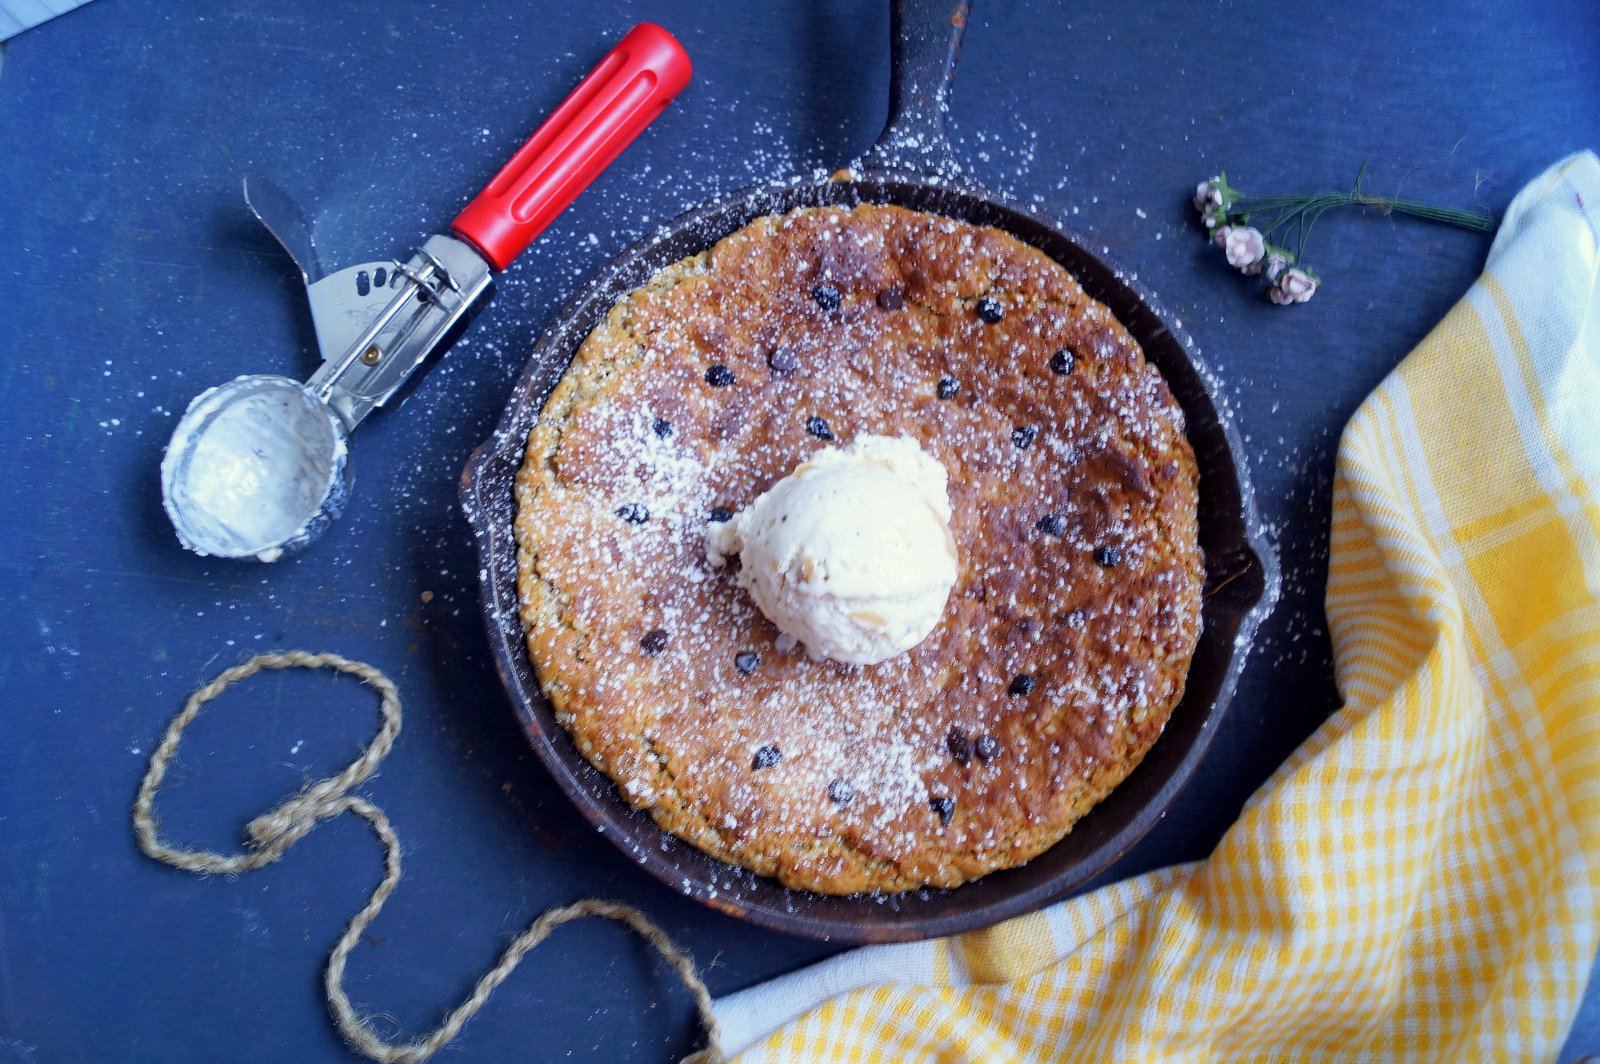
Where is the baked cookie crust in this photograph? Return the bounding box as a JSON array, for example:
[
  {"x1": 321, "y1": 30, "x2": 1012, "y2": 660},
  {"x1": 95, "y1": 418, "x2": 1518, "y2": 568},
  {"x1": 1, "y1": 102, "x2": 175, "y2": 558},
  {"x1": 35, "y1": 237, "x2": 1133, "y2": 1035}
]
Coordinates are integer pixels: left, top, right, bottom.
[{"x1": 514, "y1": 203, "x2": 1203, "y2": 894}]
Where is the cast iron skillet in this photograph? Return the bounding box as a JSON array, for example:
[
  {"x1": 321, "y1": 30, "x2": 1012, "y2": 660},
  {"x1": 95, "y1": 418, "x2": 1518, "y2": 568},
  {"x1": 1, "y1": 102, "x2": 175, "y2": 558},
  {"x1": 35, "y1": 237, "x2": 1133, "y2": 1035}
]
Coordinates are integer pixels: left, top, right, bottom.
[{"x1": 463, "y1": 0, "x2": 1280, "y2": 943}]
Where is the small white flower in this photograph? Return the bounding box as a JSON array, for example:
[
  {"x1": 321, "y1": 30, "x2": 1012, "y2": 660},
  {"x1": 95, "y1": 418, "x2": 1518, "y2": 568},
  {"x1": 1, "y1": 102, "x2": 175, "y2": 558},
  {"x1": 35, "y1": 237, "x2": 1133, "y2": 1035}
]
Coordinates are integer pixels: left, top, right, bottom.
[
  {"x1": 1193, "y1": 178, "x2": 1225, "y2": 213},
  {"x1": 1212, "y1": 224, "x2": 1232, "y2": 248},
  {"x1": 1262, "y1": 249, "x2": 1290, "y2": 284},
  {"x1": 1270, "y1": 268, "x2": 1318, "y2": 305},
  {"x1": 1223, "y1": 226, "x2": 1266, "y2": 274}
]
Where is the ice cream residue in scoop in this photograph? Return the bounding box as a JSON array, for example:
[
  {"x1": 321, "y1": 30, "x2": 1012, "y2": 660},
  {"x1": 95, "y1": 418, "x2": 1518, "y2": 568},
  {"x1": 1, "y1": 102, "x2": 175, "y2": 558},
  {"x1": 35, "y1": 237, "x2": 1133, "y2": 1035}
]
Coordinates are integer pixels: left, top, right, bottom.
[{"x1": 707, "y1": 434, "x2": 959, "y2": 666}]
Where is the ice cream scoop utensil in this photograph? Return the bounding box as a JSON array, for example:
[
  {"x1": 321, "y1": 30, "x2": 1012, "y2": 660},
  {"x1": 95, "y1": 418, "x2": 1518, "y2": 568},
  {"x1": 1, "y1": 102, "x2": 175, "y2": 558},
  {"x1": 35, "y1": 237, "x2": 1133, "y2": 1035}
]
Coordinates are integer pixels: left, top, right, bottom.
[{"x1": 161, "y1": 23, "x2": 692, "y2": 561}]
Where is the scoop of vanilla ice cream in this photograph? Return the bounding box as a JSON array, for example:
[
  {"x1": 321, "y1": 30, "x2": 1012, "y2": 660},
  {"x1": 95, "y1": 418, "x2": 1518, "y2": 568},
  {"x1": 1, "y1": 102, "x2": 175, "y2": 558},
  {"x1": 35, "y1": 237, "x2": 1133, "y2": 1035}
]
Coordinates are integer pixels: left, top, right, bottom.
[{"x1": 708, "y1": 434, "x2": 958, "y2": 665}]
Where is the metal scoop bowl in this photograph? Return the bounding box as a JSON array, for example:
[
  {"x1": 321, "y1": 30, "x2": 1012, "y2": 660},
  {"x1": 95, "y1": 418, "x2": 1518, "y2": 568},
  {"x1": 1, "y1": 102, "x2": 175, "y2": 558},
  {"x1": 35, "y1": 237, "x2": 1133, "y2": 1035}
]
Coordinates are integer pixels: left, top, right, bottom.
[
  {"x1": 162, "y1": 375, "x2": 350, "y2": 561},
  {"x1": 159, "y1": 23, "x2": 693, "y2": 560}
]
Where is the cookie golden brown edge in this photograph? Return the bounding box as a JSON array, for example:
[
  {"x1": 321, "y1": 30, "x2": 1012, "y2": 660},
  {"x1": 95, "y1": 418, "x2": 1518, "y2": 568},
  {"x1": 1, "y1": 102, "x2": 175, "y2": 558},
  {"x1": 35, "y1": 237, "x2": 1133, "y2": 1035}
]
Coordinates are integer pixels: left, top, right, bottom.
[{"x1": 514, "y1": 203, "x2": 1204, "y2": 895}]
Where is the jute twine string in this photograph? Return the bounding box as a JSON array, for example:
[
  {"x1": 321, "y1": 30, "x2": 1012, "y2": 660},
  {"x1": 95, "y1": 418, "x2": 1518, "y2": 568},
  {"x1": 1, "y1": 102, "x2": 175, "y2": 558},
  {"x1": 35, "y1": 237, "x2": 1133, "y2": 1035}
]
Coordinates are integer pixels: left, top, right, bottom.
[{"x1": 132, "y1": 650, "x2": 726, "y2": 1064}]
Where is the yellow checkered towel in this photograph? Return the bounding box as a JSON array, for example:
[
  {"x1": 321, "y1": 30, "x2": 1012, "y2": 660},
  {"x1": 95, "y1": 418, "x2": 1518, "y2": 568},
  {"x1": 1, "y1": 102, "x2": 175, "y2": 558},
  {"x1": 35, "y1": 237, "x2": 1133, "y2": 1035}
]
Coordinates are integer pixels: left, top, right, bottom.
[{"x1": 714, "y1": 151, "x2": 1600, "y2": 1062}]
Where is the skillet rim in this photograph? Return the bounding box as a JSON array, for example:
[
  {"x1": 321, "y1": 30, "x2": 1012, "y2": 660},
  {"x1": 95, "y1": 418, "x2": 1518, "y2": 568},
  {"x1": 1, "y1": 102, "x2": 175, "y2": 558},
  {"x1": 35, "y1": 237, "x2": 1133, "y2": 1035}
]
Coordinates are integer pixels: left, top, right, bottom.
[{"x1": 460, "y1": 160, "x2": 1280, "y2": 942}]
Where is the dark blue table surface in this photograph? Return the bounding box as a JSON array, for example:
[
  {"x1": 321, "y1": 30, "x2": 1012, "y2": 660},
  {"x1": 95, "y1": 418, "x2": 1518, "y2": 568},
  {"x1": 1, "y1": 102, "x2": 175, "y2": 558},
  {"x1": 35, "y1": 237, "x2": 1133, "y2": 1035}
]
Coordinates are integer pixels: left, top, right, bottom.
[{"x1": 2, "y1": 1, "x2": 1596, "y2": 1061}]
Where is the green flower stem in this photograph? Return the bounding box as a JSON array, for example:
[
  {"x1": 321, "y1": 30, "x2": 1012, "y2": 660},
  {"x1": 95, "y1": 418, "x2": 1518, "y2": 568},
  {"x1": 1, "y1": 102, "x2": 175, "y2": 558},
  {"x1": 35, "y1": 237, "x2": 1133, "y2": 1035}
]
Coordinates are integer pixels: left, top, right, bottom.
[
  {"x1": 1231, "y1": 163, "x2": 1493, "y2": 238},
  {"x1": 1238, "y1": 192, "x2": 1493, "y2": 233}
]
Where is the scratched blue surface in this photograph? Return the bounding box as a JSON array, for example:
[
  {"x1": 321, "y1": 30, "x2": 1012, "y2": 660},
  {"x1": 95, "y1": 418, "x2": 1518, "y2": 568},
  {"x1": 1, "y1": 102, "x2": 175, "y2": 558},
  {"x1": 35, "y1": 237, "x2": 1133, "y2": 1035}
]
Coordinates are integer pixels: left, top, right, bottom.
[{"x1": 1, "y1": 1, "x2": 1597, "y2": 1061}]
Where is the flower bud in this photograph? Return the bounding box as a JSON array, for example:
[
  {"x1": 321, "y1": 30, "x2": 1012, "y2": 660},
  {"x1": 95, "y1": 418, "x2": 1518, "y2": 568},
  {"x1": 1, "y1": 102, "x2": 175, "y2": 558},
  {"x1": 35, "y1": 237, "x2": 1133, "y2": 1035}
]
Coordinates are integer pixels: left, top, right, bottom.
[
  {"x1": 1270, "y1": 268, "x2": 1318, "y2": 305},
  {"x1": 1223, "y1": 226, "x2": 1266, "y2": 274},
  {"x1": 1193, "y1": 178, "x2": 1225, "y2": 213},
  {"x1": 1262, "y1": 249, "x2": 1291, "y2": 284}
]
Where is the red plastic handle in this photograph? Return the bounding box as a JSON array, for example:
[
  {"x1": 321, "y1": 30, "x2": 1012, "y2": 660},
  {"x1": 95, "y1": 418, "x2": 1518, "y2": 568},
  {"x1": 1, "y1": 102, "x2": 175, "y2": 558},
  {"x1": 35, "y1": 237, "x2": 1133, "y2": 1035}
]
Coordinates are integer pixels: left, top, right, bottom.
[{"x1": 451, "y1": 23, "x2": 692, "y2": 271}]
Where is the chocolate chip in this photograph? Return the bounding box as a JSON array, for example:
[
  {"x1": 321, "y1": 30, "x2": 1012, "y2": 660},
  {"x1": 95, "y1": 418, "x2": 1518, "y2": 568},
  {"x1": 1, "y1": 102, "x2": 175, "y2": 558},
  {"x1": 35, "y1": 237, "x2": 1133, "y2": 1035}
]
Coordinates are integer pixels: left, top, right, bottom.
[
  {"x1": 705, "y1": 364, "x2": 736, "y2": 387},
  {"x1": 708, "y1": 506, "x2": 734, "y2": 523},
  {"x1": 975, "y1": 734, "x2": 1001, "y2": 761},
  {"x1": 929, "y1": 796, "x2": 955, "y2": 824},
  {"x1": 1095, "y1": 545, "x2": 1122, "y2": 567},
  {"x1": 1050, "y1": 348, "x2": 1076, "y2": 375},
  {"x1": 768, "y1": 347, "x2": 800, "y2": 374},
  {"x1": 937, "y1": 375, "x2": 960, "y2": 400},
  {"x1": 975, "y1": 297, "x2": 1005, "y2": 323},
  {"x1": 734, "y1": 651, "x2": 760, "y2": 675},
  {"x1": 752, "y1": 745, "x2": 782, "y2": 770},
  {"x1": 1036, "y1": 513, "x2": 1066, "y2": 537},
  {"x1": 640, "y1": 629, "x2": 669, "y2": 655},
  {"x1": 827, "y1": 778, "x2": 855, "y2": 804},
  {"x1": 615, "y1": 502, "x2": 650, "y2": 524},
  {"x1": 1012, "y1": 426, "x2": 1037, "y2": 450},
  {"x1": 876, "y1": 287, "x2": 905, "y2": 310},
  {"x1": 652, "y1": 417, "x2": 672, "y2": 438},
  {"x1": 1008, "y1": 674, "x2": 1036, "y2": 696},
  {"x1": 811, "y1": 283, "x2": 842, "y2": 310},
  {"x1": 946, "y1": 726, "x2": 973, "y2": 765},
  {"x1": 806, "y1": 416, "x2": 834, "y2": 440}
]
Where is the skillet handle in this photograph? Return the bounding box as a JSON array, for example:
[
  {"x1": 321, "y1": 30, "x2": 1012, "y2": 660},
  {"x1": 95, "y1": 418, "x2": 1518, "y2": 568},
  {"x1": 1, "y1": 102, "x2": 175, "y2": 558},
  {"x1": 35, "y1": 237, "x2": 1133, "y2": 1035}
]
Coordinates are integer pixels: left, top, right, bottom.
[{"x1": 859, "y1": 0, "x2": 970, "y2": 176}]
